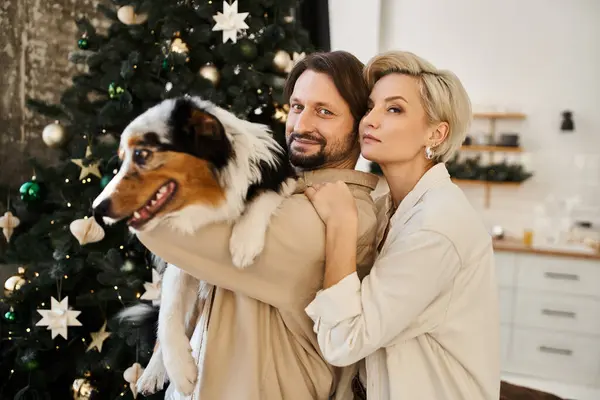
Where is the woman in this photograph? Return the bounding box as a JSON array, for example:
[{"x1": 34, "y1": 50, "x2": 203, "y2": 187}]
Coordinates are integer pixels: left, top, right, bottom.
[{"x1": 304, "y1": 51, "x2": 500, "y2": 399}]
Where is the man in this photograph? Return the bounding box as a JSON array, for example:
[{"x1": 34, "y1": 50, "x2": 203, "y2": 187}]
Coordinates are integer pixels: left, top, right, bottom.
[{"x1": 137, "y1": 51, "x2": 380, "y2": 400}]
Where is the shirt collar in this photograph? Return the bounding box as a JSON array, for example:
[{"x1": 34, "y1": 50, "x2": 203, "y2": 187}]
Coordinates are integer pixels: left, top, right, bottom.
[
  {"x1": 389, "y1": 163, "x2": 451, "y2": 220},
  {"x1": 294, "y1": 168, "x2": 380, "y2": 194}
]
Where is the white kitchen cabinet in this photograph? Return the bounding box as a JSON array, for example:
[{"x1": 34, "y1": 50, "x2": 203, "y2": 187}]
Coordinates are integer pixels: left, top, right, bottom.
[{"x1": 494, "y1": 249, "x2": 600, "y2": 388}]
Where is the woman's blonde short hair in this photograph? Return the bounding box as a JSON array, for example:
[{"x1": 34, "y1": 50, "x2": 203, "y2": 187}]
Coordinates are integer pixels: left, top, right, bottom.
[{"x1": 364, "y1": 51, "x2": 472, "y2": 162}]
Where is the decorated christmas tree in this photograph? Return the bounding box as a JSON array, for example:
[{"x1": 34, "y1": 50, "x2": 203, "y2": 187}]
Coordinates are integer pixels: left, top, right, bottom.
[{"x1": 0, "y1": 0, "x2": 314, "y2": 398}]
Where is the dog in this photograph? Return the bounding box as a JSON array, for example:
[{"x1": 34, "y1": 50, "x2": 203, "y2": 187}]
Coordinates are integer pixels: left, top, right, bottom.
[{"x1": 92, "y1": 95, "x2": 297, "y2": 395}]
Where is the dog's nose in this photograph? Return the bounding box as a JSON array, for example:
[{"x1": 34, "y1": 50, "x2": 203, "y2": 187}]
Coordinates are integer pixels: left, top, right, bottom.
[{"x1": 93, "y1": 198, "x2": 113, "y2": 218}]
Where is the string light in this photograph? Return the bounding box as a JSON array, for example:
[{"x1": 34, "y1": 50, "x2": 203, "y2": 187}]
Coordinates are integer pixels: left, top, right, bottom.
[
  {"x1": 65, "y1": 255, "x2": 70, "y2": 259},
  {"x1": 67, "y1": 202, "x2": 72, "y2": 207},
  {"x1": 35, "y1": 273, "x2": 39, "y2": 277},
  {"x1": 26, "y1": 328, "x2": 30, "y2": 332}
]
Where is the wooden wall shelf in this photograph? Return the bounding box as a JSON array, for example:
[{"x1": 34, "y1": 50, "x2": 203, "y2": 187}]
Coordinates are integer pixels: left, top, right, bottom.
[
  {"x1": 473, "y1": 112, "x2": 527, "y2": 120},
  {"x1": 461, "y1": 145, "x2": 522, "y2": 153},
  {"x1": 457, "y1": 112, "x2": 529, "y2": 208}
]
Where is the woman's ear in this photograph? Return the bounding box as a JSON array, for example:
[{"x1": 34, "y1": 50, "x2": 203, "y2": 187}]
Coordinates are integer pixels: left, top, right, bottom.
[{"x1": 428, "y1": 122, "x2": 450, "y2": 147}]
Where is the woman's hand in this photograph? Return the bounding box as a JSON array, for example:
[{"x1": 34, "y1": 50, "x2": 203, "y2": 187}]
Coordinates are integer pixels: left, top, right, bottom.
[
  {"x1": 305, "y1": 180, "x2": 358, "y2": 225},
  {"x1": 306, "y1": 181, "x2": 359, "y2": 288}
]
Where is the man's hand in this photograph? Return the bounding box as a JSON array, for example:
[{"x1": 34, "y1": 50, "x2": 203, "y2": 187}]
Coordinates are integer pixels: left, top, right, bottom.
[{"x1": 304, "y1": 180, "x2": 358, "y2": 225}]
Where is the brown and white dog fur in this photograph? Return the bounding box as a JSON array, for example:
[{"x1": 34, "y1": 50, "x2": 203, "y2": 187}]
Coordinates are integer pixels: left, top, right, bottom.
[{"x1": 92, "y1": 96, "x2": 296, "y2": 395}]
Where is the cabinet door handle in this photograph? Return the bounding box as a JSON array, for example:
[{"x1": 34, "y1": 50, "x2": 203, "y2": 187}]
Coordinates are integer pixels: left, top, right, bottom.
[
  {"x1": 538, "y1": 346, "x2": 573, "y2": 356},
  {"x1": 541, "y1": 309, "x2": 576, "y2": 319},
  {"x1": 544, "y1": 272, "x2": 579, "y2": 281}
]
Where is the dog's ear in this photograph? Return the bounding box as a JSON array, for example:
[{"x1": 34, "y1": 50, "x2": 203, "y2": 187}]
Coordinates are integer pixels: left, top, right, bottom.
[
  {"x1": 171, "y1": 98, "x2": 226, "y2": 140},
  {"x1": 188, "y1": 108, "x2": 225, "y2": 139},
  {"x1": 170, "y1": 98, "x2": 233, "y2": 170}
]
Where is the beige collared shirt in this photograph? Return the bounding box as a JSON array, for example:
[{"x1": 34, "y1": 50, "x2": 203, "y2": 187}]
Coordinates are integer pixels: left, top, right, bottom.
[
  {"x1": 137, "y1": 168, "x2": 380, "y2": 400},
  {"x1": 305, "y1": 164, "x2": 501, "y2": 399}
]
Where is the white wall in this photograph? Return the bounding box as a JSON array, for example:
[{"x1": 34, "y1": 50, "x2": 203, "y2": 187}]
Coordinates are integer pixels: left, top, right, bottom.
[
  {"x1": 328, "y1": 0, "x2": 382, "y2": 173},
  {"x1": 327, "y1": 0, "x2": 382, "y2": 64},
  {"x1": 335, "y1": 0, "x2": 600, "y2": 239}
]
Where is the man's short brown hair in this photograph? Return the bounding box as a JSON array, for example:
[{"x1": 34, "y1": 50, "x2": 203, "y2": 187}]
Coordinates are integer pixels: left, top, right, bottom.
[{"x1": 283, "y1": 51, "x2": 369, "y2": 131}]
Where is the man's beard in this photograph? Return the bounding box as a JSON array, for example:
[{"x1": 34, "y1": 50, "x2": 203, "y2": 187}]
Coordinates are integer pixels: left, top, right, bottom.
[{"x1": 287, "y1": 131, "x2": 357, "y2": 170}]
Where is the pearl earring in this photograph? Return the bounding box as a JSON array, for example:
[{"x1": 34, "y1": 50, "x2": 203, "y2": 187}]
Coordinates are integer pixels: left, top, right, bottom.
[{"x1": 425, "y1": 146, "x2": 435, "y2": 160}]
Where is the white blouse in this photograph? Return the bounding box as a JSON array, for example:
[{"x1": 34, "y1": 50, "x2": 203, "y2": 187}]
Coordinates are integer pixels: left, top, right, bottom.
[{"x1": 305, "y1": 164, "x2": 501, "y2": 400}]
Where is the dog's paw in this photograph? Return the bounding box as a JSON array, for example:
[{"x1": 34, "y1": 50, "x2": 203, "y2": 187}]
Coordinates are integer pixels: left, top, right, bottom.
[
  {"x1": 230, "y1": 221, "x2": 266, "y2": 268},
  {"x1": 163, "y1": 343, "x2": 198, "y2": 395},
  {"x1": 136, "y1": 355, "x2": 169, "y2": 395}
]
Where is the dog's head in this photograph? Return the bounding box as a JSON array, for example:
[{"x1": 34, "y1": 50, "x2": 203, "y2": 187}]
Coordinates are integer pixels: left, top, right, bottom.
[{"x1": 92, "y1": 97, "x2": 234, "y2": 232}]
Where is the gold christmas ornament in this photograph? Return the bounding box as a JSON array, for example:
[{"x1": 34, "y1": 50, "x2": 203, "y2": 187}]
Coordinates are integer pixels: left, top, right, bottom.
[
  {"x1": 4, "y1": 275, "x2": 26, "y2": 294},
  {"x1": 72, "y1": 378, "x2": 96, "y2": 400},
  {"x1": 117, "y1": 5, "x2": 148, "y2": 25},
  {"x1": 42, "y1": 121, "x2": 67, "y2": 148},
  {"x1": 69, "y1": 216, "x2": 105, "y2": 245},
  {"x1": 199, "y1": 64, "x2": 220, "y2": 85},
  {"x1": 123, "y1": 362, "x2": 145, "y2": 399},
  {"x1": 273, "y1": 50, "x2": 291, "y2": 73},
  {"x1": 273, "y1": 107, "x2": 288, "y2": 123},
  {"x1": 286, "y1": 52, "x2": 306, "y2": 73},
  {"x1": 170, "y1": 37, "x2": 189, "y2": 54},
  {"x1": 86, "y1": 321, "x2": 111, "y2": 352},
  {"x1": 0, "y1": 211, "x2": 20, "y2": 242},
  {"x1": 71, "y1": 146, "x2": 102, "y2": 180}
]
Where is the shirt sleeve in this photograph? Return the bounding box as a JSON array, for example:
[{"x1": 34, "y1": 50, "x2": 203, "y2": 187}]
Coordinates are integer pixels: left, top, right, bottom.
[
  {"x1": 304, "y1": 228, "x2": 461, "y2": 367},
  {"x1": 136, "y1": 192, "x2": 377, "y2": 312}
]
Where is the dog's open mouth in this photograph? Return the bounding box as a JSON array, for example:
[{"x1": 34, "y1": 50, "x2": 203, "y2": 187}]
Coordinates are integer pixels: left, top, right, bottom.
[{"x1": 127, "y1": 180, "x2": 177, "y2": 229}]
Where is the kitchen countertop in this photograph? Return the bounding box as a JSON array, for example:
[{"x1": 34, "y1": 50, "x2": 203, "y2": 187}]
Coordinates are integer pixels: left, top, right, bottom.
[{"x1": 493, "y1": 237, "x2": 600, "y2": 261}]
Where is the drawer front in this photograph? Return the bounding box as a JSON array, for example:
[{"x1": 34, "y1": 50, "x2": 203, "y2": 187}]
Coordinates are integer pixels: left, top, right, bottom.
[
  {"x1": 507, "y1": 328, "x2": 600, "y2": 385},
  {"x1": 515, "y1": 254, "x2": 600, "y2": 297},
  {"x1": 495, "y1": 252, "x2": 517, "y2": 288},
  {"x1": 499, "y1": 288, "x2": 514, "y2": 324},
  {"x1": 514, "y1": 290, "x2": 600, "y2": 335}
]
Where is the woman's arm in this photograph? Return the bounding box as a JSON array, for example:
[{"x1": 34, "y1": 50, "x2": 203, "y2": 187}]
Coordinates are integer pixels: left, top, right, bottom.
[
  {"x1": 304, "y1": 228, "x2": 461, "y2": 367},
  {"x1": 322, "y1": 216, "x2": 359, "y2": 289}
]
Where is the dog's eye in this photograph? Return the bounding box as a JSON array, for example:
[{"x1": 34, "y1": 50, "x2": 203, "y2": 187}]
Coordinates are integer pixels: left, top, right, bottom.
[{"x1": 133, "y1": 149, "x2": 152, "y2": 165}]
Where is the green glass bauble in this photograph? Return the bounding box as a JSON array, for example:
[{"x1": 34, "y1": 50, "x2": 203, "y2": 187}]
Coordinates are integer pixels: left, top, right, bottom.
[
  {"x1": 19, "y1": 181, "x2": 42, "y2": 203},
  {"x1": 239, "y1": 40, "x2": 258, "y2": 60},
  {"x1": 77, "y1": 37, "x2": 89, "y2": 50},
  {"x1": 100, "y1": 175, "x2": 112, "y2": 189},
  {"x1": 4, "y1": 311, "x2": 15, "y2": 321},
  {"x1": 108, "y1": 82, "x2": 125, "y2": 99}
]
